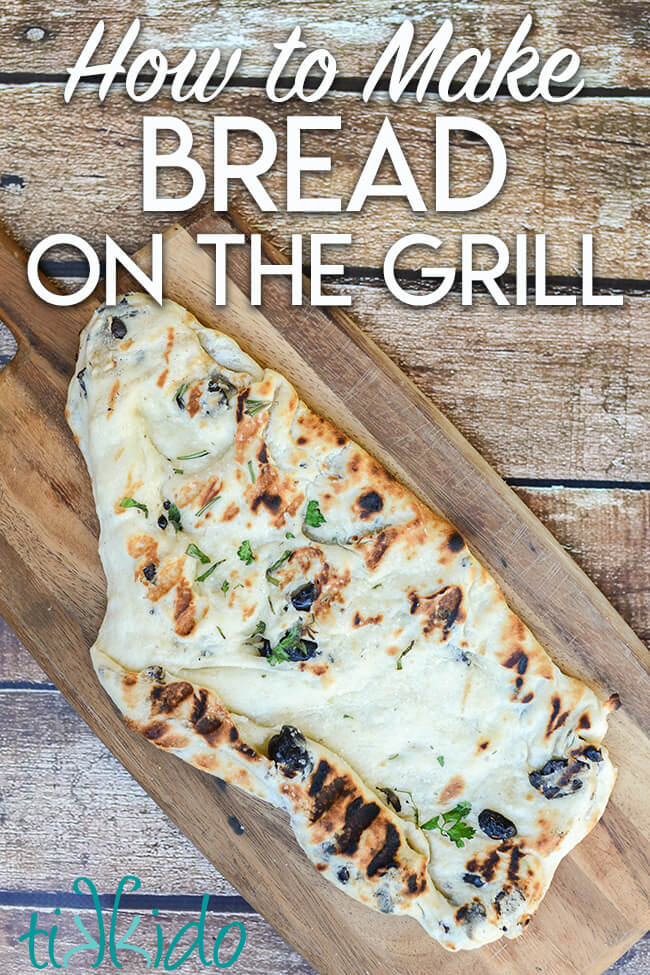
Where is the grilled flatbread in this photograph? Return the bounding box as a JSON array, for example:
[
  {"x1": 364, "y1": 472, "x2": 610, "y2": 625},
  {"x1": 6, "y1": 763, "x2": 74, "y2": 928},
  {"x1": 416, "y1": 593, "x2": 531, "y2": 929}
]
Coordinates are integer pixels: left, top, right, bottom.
[{"x1": 66, "y1": 293, "x2": 618, "y2": 951}]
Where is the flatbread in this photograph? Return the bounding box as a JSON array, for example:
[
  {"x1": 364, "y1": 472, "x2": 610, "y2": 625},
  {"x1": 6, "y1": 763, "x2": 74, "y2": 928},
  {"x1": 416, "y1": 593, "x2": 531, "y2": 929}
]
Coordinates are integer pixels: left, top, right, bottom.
[{"x1": 66, "y1": 293, "x2": 618, "y2": 951}]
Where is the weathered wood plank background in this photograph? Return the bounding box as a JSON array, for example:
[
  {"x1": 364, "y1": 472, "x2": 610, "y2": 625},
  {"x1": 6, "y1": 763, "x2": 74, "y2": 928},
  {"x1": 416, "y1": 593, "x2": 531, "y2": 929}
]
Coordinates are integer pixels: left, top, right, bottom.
[
  {"x1": 2, "y1": 1, "x2": 649, "y2": 86},
  {"x1": 0, "y1": 1, "x2": 647, "y2": 972},
  {"x1": 1, "y1": 86, "x2": 648, "y2": 278}
]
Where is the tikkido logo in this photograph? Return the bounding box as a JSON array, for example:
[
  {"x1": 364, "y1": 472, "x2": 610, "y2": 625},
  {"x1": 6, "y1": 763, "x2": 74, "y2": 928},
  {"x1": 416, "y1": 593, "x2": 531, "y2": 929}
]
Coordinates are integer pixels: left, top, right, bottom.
[{"x1": 17, "y1": 876, "x2": 247, "y2": 970}]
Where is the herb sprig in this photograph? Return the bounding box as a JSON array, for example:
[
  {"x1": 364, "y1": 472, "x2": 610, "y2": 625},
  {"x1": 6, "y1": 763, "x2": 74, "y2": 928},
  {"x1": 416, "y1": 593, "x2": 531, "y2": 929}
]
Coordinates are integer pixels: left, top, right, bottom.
[
  {"x1": 245, "y1": 399, "x2": 271, "y2": 417},
  {"x1": 304, "y1": 500, "x2": 326, "y2": 528},
  {"x1": 186, "y1": 543, "x2": 210, "y2": 565},
  {"x1": 266, "y1": 550, "x2": 292, "y2": 586},
  {"x1": 421, "y1": 801, "x2": 475, "y2": 848},
  {"x1": 237, "y1": 540, "x2": 255, "y2": 565},
  {"x1": 396, "y1": 641, "x2": 414, "y2": 671},
  {"x1": 120, "y1": 497, "x2": 148, "y2": 517}
]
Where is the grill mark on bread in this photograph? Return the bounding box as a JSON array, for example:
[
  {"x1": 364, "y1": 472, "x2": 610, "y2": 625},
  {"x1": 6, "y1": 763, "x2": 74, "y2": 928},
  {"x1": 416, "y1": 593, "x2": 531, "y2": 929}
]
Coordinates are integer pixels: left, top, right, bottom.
[
  {"x1": 337, "y1": 797, "x2": 380, "y2": 856},
  {"x1": 173, "y1": 577, "x2": 196, "y2": 636},
  {"x1": 408, "y1": 585, "x2": 464, "y2": 638},
  {"x1": 546, "y1": 695, "x2": 570, "y2": 737},
  {"x1": 366, "y1": 823, "x2": 400, "y2": 877},
  {"x1": 150, "y1": 681, "x2": 193, "y2": 712}
]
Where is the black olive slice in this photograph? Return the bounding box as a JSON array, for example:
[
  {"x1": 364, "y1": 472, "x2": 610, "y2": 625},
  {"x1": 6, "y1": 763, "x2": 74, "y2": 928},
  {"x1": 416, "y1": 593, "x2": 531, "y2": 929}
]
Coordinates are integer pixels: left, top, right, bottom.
[
  {"x1": 268, "y1": 725, "x2": 312, "y2": 776},
  {"x1": 111, "y1": 317, "x2": 127, "y2": 339},
  {"x1": 478, "y1": 809, "x2": 517, "y2": 840},
  {"x1": 290, "y1": 582, "x2": 318, "y2": 612}
]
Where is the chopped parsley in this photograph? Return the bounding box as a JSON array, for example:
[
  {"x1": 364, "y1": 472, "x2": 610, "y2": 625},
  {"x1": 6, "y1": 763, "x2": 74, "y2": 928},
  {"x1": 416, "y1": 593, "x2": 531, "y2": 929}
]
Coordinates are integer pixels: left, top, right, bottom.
[
  {"x1": 396, "y1": 640, "x2": 414, "y2": 671},
  {"x1": 237, "y1": 540, "x2": 255, "y2": 565},
  {"x1": 388, "y1": 753, "x2": 399, "y2": 761},
  {"x1": 421, "y1": 801, "x2": 475, "y2": 848},
  {"x1": 245, "y1": 399, "x2": 271, "y2": 417},
  {"x1": 394, "y1": 788, "x2": 419, "y2": 828},
  {"x1": 221, "y1": 579, "x2": 229, "y2": 594},
  {"x1": 343, "y1": 714, "x2": 352, "y2": 719},
  {"x1": 437, "y1": 755, "x2": 445, "y2": 767},
  {"x1": 196, "y1": 560, "x2": 226, "y2": 583},
  {"x1": 247, "y1": 460, "x2": 256, "y2": 483},
  {"x1": 174, "y1": 382, "x2": 189, "y2": 410},
  {"x1": 167, "y1": 503, "x2": 183, "y2": 532},
  {"x1": 217, "y1": 625, "x2": 226, "y2": 640},
  {"x1": 372, "y1": 583, "x2": 383, "y2": 589},
  {"x1": 304, "y1": 499, "x2": 326, "y2": 528},
  {"x1": 186, "y1": 543, "x2": 210, "y2": 565},
  {"x1": 173, "y1": 468, "x2": 184, "y2": 475},
  {"x1": 266, "y1": 549, "x2": 292, "y2": 586},
  {"x1": 120, "y1": 497, "x2": 148, "y2": 517},
  {"x1": 268, "y1": 596, "x2": 275, "y2": 614},
  {"x1": 285, "y1": 531, "x2": 295, "y2": 539},
  {"x1": 195, "y1": 496, "x2": 220, "y2": 518},
  {"x1": 177, "y1": 450, "x2": 209, "y2": 460},
  {"x1": 266, "y1": 621, "x2": 315, "y2": 666}
]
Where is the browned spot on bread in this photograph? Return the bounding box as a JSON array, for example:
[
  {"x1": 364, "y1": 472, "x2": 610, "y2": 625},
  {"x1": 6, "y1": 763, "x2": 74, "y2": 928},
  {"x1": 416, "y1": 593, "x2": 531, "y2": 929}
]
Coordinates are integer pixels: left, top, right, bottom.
[
  {"x1": 503, "y1": 649, "x2": 528, "y2": 674},
  {"x1": 355, "y1": 490, "x2": 384, "y2": 520},
  {"x1": 195, "y1": 753, "x2": 218, "y2": 771},
  {"x1": 522, "y1": 692, "x2": 534, "y2": 704},
  {"x1": 408, "y1": 585, "x2": 464, "y2": 638},
  {"x1": 606, "y1": 693, "x2": 622, "y2": 711},
  {"x1": 296, "y1": 410, "x2": 346, "y2": 451},
  {"x1": 338, "y1": 798, "x2": 381, "y2": 856},
  {"x1": 173, "y1": 577, "x2": 196, "y2": 636},
  {"x1": 546, "y1": 695, "x2": 570, "y2": 737},
  {"x1": 195, "y1": 477, "x2": 221, "y2": 512},
  {"x1": 187, "y1": 384, "x2": 202, "y2": 418},
  {"x1": 363, "y1": 528, "x2": 399, "y2": 570},
  {"x1": 144, "y1": 721, "x2": 167, "y2": 740},
  {"x1": 316, "y1": 863, "x2": 327, "y2": 871},
  {"x1": 123, "y1": 674, "x2": 137, "y2": 687},
  {"x1": 467, "y1": 848, "x2": 501, "y2": 883},
  {"x1": 478, "y1": 741, "x2": 489, "y2": 751},
  {"x1": 439, "y1": 775, "x2": 465, "y2": 804},
  {"x1": 127, "y1": 534, "x2": 159, "y2": 582},
  {"x1": 114, "y1": 474, "x2": 144, "y2": 514},
  {"x1": 578, "y1": 713, "x2": 591, "y2": 730},
  {"x1": 297, "y1": 436, "x2": 307, "y2": 445},
  {"x1": 507, "y1": 845, "x2": 524, "y2": 884},
  {"x1": 366, "y1": 822, "x2": 400, "y2": 877},
  {"x1": 107, "y1": 379, "x2": 120, "y2": 414},
  {"x1": 257, "y1": 442, "x2": 269, "y2": 464},
  {"x1": 176, "y1": 479, "x2": 210, "y2": 509},
  {"x1": 151, "y1": 681, "x2": 193, "y2": 713},
  {"x1": 447, "y1": 531, "x2": 465, "y2": 553},
  {"x1": 163, "y1": 326, "x2": 174, "y2": 362},
  {"x1": 156, "y1": 368, "x2": 169, "y2": 388},
  {"x1": 245, "y1": 461, "x2": 304, "y2": 529},
  {"x1": 353, "y1": 611, "x2": 383, "y2": 627},
  {"x1": 221, "y1": 502, "x2": 240, "y2": 522},
  {"x1": 146, "y1": 557, "x2": 183, "y2": 602}
]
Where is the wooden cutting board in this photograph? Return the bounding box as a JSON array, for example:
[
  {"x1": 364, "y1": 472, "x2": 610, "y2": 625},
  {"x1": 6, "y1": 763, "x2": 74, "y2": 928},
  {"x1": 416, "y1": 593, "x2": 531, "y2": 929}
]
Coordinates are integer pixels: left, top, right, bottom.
[{"x1": 0, "y1": 212, "x2": 647, "y2": 975}]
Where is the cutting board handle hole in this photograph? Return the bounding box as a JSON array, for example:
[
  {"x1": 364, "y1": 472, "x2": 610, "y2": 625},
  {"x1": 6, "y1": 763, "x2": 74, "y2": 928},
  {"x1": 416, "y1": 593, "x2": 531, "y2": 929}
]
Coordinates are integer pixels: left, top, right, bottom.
[{"x1": 0, "y1": 318, "x2": 18, "y2": 374}]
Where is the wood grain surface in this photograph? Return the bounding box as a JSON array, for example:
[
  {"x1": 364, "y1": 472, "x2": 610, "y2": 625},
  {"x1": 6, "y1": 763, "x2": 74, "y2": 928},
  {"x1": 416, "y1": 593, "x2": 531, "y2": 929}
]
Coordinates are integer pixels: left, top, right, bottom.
[
  {"x1": 1, "y1": 85, "x2": 649, "y2": 278},
  {"x1": 2, "y1": 1, "x2": 649, "y2": 86},
  {"x1": 0, "y1": 216, "x2": 647, "y2": 974}
]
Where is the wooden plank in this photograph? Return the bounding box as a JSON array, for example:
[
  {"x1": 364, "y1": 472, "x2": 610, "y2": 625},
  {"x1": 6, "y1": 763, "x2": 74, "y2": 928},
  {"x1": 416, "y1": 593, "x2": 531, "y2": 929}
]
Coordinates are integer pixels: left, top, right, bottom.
[
  {"x1": 0, "y1": 85, "x2": 648, "y2": 279},
  {"x1": 0, "y1": 221, "x2": 647, "y2": 975},
  {"x1": 2, "y1": 485, "x2": 647, "y2": 687},
  {"x1": 326, "y1": 286, "x2": 650, "y2": 481},
  {"x1": 0, "y1": 690, "x2": 234, "y2": 895},
  {"x1": 2, "y1": 1, "x2": 648, "y2": 87},
  {"x1": 0, "y1": 907, "x2": 315, "y2": 974}
]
